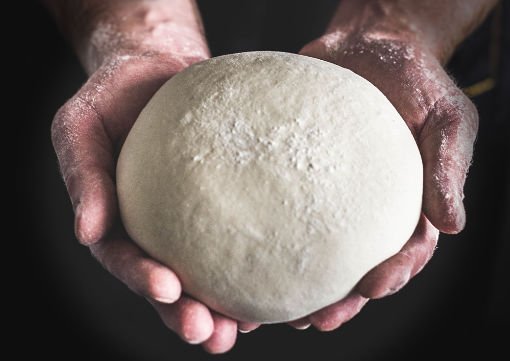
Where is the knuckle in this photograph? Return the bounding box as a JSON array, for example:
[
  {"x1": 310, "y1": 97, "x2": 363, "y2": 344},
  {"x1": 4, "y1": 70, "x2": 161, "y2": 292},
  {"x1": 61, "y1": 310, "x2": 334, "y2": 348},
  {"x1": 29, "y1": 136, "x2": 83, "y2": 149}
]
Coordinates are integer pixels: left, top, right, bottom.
[
  {"x1": 51, "y1": 94, "x2": 103, "y2": 148},
  {"x1": 310, "y1": 318, "x2": 338, "y2": 332},
  {"x1": 444, "y1": 92, "x2": 478, "y2": 128},
  {"x1": 421, "y1": 90, "x2": 479, "y2": 148},
  {"x1": 50, "y1": 94, "x2": 107, "y2": 183},
  {"x1": 90, "y1": 240, "x2": 126, "y2": 276},
  {"x1": 464, "y1": 97, "x2": 479, "y2": 130},
  {"x1": 89, "y1": 241, "x2": 111, "y2": 270},
  {"x1": 50, "y1": 103, "x2": 71, "y2": 147}
]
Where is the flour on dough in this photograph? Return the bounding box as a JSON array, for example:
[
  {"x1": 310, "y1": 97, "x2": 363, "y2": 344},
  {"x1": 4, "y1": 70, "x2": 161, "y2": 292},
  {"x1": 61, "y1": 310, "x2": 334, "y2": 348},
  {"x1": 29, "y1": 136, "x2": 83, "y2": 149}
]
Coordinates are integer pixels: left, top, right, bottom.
[{"x1": 116, "y1": 51, "x2": 423, "y2": 323}]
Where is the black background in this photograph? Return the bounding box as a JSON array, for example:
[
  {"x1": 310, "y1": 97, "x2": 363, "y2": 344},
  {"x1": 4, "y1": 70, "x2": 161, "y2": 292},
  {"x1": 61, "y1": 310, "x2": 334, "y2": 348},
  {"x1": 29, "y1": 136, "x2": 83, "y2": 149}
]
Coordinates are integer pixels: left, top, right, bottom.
[{"x1": 16, "y1": 1, "x2": 508, "y2": 360}]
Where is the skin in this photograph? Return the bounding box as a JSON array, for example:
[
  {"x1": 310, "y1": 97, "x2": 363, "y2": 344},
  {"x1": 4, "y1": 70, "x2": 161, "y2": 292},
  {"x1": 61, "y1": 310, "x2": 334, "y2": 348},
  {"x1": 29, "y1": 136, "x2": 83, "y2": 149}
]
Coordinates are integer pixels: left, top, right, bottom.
[
  {"x1": 44, "y1": 0, "x2": 498, "y2": 354},
  {"x1": 297, "y1": 0, "x2": 498, "y2": 330}
]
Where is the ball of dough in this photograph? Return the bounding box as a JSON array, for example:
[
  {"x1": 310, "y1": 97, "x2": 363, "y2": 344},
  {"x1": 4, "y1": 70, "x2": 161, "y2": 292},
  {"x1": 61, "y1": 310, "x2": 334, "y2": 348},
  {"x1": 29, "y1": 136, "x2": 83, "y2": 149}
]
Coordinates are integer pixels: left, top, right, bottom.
[{"x1": 117, "y1": 51, "x2": 422, "y2": 323}]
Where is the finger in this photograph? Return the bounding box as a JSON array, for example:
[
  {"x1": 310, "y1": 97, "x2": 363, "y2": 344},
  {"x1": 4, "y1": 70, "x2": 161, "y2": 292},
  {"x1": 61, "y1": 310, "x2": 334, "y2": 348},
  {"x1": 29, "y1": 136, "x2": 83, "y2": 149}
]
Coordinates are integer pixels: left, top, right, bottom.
[
  {"x1": 357, "y1": 215, "x2": 439, "y2": 299},
  {"x1": 90, "y1": 236, "x2": 181, "y2": 303},
  {"x1": 149, "y1": 297, "x2": 214, "y2": 344},
  {"x1": 238, "y1": 322, "x2": 261, "y2": 333},
  {"x1": 419, "y1": 90, "x2": 479, "y2": 234},
  {"x1": 299, "y1": 32, "x2": 347, "y2": 62},
  {"x1": 309, "y1": 293, "x2": 368, "y2": 332},
  {"x1": 52, "y1": 96, "x2": 116, "y2": 245},
  {"x1": 288, "y1": 317, "x2": 311, "y2": 330},
  {"x1": 202, "y1": 313, "x2": 238, "y2": 354}
]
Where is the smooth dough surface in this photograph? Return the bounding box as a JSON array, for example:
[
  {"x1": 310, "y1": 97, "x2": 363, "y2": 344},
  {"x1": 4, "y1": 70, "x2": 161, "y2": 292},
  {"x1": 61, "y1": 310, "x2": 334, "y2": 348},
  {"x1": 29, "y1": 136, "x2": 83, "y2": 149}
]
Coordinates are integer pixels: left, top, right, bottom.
[{"x1": 117, "y1": 51, "x2": 423, "y2": 323}]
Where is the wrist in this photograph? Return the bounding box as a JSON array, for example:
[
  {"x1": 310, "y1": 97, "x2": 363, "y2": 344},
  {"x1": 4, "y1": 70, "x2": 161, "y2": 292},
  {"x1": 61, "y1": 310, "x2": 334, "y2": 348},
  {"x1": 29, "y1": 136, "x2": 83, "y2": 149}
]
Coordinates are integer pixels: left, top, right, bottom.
[
  {"x1": 84, "y1": 18, "x2": 209, "y2": 75},
  {"x1": 324, "y1": 0, "x2": 498, "y2": 65},
  {"x1": 323, "y1": 1, "x2": 440, "y2": 62},
  {"x1": 45, "y1": 0, "x2": 209, "y2": 74}
]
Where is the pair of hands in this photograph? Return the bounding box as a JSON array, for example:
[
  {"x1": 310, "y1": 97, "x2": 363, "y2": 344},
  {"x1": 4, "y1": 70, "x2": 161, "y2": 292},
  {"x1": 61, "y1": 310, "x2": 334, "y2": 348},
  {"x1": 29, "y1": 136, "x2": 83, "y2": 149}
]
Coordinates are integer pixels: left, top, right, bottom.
[{"x1": 51, "y1": 28, "x2": 477, "y2": 354}]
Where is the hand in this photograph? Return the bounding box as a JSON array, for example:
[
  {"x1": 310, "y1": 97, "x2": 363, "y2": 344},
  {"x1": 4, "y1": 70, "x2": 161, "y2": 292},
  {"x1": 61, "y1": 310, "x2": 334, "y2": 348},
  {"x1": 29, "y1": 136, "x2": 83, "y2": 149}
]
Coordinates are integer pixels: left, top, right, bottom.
[
  {"x1": 48, "y1": 0, "x2": 255, "y2": 353},
  {"x1": 52, "y1": 51, "x2": 256, "y2": 353},
  {"x1": 289, "y1": 28, "x2": 478, "y2": 330}
]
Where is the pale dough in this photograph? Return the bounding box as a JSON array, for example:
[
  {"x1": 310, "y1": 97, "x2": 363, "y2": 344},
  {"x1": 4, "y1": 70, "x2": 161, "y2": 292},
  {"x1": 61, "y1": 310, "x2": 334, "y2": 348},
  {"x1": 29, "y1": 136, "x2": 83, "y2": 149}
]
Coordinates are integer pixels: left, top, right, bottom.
[{"x1": 117, "y1": 51, "x2": 423, "y2": 323}]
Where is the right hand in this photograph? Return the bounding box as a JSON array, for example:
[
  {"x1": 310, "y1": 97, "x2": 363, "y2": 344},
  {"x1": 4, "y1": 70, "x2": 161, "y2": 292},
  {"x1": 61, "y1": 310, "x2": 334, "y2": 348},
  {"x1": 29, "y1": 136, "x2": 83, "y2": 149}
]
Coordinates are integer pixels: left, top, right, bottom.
[{"x1": 51, "y1": 52, "x2": 249, "y2": 353}]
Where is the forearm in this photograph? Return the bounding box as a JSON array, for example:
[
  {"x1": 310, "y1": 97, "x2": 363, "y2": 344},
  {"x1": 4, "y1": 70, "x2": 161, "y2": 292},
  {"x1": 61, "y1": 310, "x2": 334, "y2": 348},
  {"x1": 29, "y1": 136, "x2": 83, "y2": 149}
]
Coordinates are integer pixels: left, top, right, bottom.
[
  {"x1": 326, "y1": 0, "x2": 499, "y2": 64},
  {"x1": 43, "y1": 0, "x2": 209, "y2": 74}
]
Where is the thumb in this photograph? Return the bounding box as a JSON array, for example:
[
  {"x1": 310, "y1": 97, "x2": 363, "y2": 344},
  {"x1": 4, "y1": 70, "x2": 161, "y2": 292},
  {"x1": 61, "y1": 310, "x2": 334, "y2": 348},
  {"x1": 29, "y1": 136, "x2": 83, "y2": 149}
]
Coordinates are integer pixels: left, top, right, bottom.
[
  {"x1": 299, "y1": 34, "x2": 341, "y2": 62},
  {"x1": 52, "y1": 95, "x2": 116, "y2": 245},
  {"x1": 419, "y1": 91, "x2": 479, "y2": 234}
]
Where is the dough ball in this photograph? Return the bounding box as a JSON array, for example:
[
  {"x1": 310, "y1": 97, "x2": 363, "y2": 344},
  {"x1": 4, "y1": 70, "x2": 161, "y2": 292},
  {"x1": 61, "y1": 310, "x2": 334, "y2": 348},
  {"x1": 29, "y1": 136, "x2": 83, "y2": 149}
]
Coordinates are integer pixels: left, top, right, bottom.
[{"x1": 117, "y1": 51, "x2": 422, "y2": 323}]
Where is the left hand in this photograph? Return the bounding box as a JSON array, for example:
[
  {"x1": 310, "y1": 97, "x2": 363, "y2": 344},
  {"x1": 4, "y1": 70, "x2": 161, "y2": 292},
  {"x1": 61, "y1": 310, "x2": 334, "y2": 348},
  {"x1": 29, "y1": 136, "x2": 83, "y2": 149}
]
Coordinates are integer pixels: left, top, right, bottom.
[{"x1": 286, "y1": 28, "x2": 478, "y2": 331}]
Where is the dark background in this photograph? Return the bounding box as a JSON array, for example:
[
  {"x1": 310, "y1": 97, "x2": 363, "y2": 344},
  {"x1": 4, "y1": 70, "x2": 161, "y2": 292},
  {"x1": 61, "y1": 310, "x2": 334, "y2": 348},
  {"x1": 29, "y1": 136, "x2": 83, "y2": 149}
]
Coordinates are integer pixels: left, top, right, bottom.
[{"x1": 16, "y1": 1, "x2": 508, "y2": 360}]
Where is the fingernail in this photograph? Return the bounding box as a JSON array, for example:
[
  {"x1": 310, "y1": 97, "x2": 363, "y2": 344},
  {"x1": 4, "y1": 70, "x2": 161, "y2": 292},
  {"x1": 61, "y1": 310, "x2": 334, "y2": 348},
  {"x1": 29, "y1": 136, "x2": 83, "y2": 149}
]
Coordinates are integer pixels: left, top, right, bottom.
[
  {"x1": 182, "y1": 331, "x2": 207, "y2": 345},
  {"x1": 153, "y1": 295, "x2": 179, "y2": 304},
  {"x1": 294, "y1": 323, "x2": 311, "y2": 330},
  {"x1": 150, "y1": 274, "x2": 181, "y2": 304},
  {"x1": 239, "y1": 328, "x2": 252, "y2": 334},
  {"x1": 186, "y1": 338, "x2": 203, "y2": 345}
]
